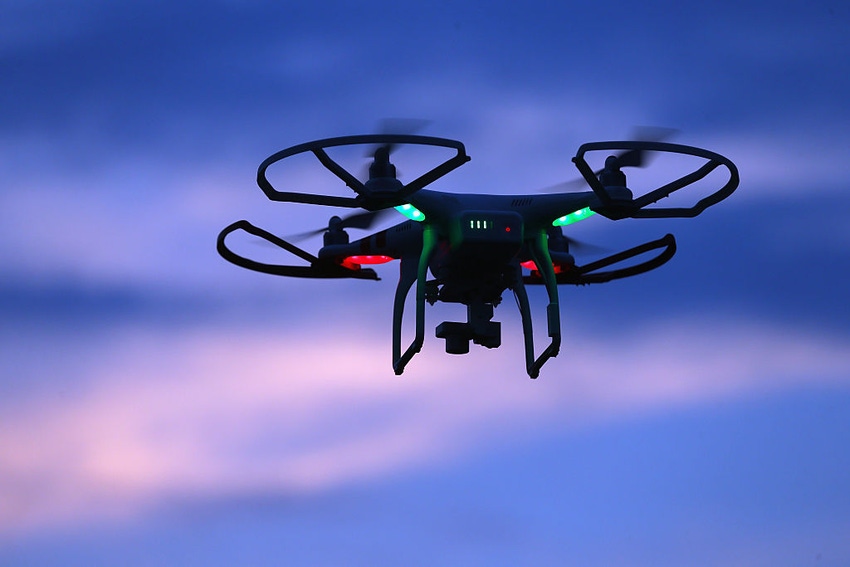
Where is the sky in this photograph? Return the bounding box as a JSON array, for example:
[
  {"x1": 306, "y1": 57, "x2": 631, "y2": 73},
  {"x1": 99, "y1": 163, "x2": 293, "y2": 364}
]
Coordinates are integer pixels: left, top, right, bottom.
[{"x1": 1, "y1": 0, "x2": 850, "y2": 565}]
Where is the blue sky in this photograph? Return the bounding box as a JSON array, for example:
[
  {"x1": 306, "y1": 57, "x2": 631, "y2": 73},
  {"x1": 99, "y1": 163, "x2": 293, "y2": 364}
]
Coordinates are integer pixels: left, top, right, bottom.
[{"x1": 2, "y1": 1, "x2": 850, "y2": 565}]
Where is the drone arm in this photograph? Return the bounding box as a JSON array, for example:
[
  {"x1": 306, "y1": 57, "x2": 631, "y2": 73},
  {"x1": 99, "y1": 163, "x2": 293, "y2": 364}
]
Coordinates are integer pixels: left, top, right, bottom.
[{"x1": 392, "y1": 226, "x2": 436, "y2": 375}]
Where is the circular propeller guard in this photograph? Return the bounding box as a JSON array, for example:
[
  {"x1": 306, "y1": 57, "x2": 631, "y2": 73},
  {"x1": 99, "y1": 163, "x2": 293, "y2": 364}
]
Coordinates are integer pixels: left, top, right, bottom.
[
  {"x1": 255, "y1": 134, "x2": 471, "y2": 212},
  {"x1": 572, "y1": 140, "x2": 739, "y2": 218}
]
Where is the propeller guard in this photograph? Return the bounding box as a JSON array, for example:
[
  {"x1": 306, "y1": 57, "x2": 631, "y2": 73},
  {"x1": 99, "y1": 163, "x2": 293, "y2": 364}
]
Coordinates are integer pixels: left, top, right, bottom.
[
  {"x1": 572, "y1": 141, "x2": 739, "y2": 219},
  {"x1": 256, "y1": 134, "x2": 470, "y2": 211},
  {"x1": 217, "y1": 220, "x2": 379, "y2": 280},
  {"x1": 524, "y1": 233, "x2": 677, "y2": 285}
]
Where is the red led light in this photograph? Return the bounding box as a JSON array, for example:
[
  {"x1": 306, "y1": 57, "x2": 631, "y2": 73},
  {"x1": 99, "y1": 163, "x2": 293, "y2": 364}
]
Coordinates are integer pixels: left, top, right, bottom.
[
  {"x1": 505, "y1": 226, "x2": 511, "y2": 232},
  {"x1": 520, "y1": 260, "x2": 567, "y2": 274},
  {"x1": 342, "y1": 255, "x2": 395, "y2": 269}
]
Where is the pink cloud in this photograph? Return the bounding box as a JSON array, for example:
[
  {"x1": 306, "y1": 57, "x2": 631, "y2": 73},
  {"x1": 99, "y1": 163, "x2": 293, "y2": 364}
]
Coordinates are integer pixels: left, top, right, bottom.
[{"x1": 1, "y1": 318, "x2": 848, "y2": 536}]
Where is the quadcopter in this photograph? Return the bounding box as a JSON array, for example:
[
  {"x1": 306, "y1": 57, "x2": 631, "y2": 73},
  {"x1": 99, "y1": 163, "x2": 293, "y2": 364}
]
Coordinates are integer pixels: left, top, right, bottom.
[{"x1": 217, "y1": 132, "x2": 738, "y2": 378}]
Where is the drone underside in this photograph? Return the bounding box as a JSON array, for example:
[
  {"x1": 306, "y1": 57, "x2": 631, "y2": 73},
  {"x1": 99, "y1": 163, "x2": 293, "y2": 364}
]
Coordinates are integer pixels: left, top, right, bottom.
[{"x1": 218, "y1": 132, "x2": 739, "y2": 378}]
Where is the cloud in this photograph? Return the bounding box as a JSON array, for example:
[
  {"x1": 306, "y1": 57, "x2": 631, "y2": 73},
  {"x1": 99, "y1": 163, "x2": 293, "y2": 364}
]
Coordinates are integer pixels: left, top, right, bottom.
[
  {"x1": 2, "y1": 317, "x2": 848, "y2": 536},
  {"x1": 3, "y1": 87, "x2": 834, "y2": 297},
  {"x1": 2, "y1": 3, "x2": 848, "y2": 563}
]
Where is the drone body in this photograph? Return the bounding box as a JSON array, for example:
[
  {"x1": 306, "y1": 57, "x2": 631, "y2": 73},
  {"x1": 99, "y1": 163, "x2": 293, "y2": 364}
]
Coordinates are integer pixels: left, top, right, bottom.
[{"x1": 218, "y1": 133, "x2": 738, "y2": 378}]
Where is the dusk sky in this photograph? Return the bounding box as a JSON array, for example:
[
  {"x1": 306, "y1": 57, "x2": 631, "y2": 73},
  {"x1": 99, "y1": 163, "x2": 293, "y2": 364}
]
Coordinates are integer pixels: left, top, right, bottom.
[{"x1": 2, "y1": 1, "x2": 850, "y2": 565}]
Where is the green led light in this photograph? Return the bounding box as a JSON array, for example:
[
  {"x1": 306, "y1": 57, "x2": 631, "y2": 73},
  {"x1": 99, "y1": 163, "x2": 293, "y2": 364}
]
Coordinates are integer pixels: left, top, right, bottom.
[
  {"x1": 394, "y1": 203, "x2": 425, "y2": 222},
  {"x1": 552, "y1": 207, "x2": 595, "y2": 227}
]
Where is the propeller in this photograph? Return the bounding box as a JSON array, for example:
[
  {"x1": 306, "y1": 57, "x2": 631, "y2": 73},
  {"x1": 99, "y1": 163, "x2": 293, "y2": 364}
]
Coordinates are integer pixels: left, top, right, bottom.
[
  {"x1": 601, "y1": 126, "x2": 679, "y2": 171},
  {"x1": 364, "y1": 118, "x2": 432, "y2": 157},
  {"x1": 541, "y1": 126, "x2": 678, "y2": 193},
  {"x1": 362, "y1": 118, "x2": 432, "y2": 181},
  {"x1": 286, "y1": 208, "x2": 395, "y2": 242}
]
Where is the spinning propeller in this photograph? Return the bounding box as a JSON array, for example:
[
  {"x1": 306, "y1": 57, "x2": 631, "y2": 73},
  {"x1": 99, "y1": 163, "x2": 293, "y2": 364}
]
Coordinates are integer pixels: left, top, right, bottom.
[
  {"x1": 362, "y1": 119, "x2": 431, "y2": 195},
  {"x1": 287, "y1": 208, "x2": 394, "y2": 242},
  {"x1": 543, "y1": 126, "x2": 678, "y2": 192},
  {"x1": 289, "y1": 121, "x2": 429, "y2": 242},
  {"x1": 364, "y1": 118, "x2": 431, "y2": 159}
]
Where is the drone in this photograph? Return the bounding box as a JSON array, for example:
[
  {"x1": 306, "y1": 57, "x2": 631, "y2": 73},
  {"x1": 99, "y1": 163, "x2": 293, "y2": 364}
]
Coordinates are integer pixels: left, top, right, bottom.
[{"x1": 217, "y1": 131, "x2": 738, "y2": 378}]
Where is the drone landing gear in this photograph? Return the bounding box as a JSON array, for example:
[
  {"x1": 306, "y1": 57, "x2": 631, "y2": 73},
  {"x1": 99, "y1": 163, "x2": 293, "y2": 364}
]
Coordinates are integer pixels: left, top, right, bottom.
[
  {"x1": 392, "y1": 226, "x2": 437, "y2": 375},
  {"x1": 512, "y1": 232, "x2": 562, "y2": 378},
  {"x1": 392, "y1": 229, "x2": 563, "y2": 379}
]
